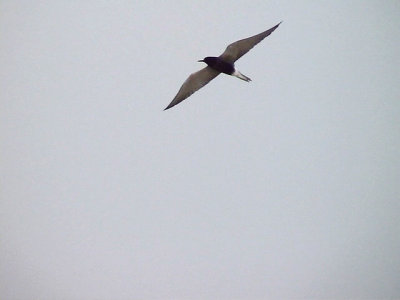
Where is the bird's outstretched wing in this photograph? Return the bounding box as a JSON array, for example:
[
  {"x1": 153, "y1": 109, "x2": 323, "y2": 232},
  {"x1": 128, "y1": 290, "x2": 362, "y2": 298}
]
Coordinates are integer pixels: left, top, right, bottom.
[
  {"x1": 219, "y1": 22, "x2": 282, "y2": 63},
  {"x1": 164, "y1": 66, "x2": 220, "y2": 110}
]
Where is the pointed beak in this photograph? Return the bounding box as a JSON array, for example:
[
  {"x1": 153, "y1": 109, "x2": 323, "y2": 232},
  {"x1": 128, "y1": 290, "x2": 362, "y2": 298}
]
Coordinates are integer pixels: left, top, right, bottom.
[{"x1": 198, "y1": 59, "x2": 204, "y2": 62}]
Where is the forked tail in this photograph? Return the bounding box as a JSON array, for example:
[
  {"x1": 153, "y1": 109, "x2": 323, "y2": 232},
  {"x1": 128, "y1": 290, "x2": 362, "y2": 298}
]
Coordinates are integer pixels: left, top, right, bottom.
[{"x1": 232, "y1": 70, "x2": 252, "y2": 82}]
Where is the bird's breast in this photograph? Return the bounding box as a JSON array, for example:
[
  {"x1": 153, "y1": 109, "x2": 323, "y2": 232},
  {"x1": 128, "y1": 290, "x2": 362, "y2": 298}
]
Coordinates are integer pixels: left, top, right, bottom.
[{"x1": 205, "y1": 58, "x2": 235, "y2": 75}]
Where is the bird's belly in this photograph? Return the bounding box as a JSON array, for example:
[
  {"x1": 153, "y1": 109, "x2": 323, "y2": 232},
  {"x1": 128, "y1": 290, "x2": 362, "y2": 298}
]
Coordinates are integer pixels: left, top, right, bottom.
[{"x1": 209, "y1": 60, "x2": 235, "y2": 75}]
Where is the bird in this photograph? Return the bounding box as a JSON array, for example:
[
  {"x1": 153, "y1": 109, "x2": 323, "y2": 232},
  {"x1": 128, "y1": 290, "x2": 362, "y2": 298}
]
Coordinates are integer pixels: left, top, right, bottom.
[{"x1": 164, "y1": 22, "x2": 282, "y2": 110}]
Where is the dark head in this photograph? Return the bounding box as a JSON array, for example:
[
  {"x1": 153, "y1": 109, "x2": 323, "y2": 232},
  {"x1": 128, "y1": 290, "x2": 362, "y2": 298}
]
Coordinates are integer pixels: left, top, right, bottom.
[{"x1": 197, "y1": 57, "x2": 215, "y2": 64}]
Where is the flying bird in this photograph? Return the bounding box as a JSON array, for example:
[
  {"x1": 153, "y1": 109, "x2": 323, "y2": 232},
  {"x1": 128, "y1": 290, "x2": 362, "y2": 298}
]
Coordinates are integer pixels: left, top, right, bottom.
[{"x1": 164, "y1": 22, "x2": 282, "y2": 110}]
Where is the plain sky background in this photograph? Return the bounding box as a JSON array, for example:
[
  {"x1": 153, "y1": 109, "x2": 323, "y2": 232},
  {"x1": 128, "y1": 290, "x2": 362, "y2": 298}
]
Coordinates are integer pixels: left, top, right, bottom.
[{"x1": 1, "y1": 1, "x2": 400, "y2": 299}]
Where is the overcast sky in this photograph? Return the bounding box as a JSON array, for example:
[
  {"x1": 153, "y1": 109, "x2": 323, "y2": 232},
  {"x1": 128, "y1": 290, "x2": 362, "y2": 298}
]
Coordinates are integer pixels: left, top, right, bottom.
[{"x1": 1, "y1": 1, "x2": 400, "y2": 299}]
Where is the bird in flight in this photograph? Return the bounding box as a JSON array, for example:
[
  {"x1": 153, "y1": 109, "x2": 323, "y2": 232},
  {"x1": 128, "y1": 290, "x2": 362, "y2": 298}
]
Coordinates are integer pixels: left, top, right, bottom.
[{"x1": 164, "y1": 22, "x2": 282, "y2": 110}]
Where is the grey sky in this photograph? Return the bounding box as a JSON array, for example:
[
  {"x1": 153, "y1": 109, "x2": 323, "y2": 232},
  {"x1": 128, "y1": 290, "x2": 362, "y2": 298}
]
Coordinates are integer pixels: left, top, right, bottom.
[{"x1": 1, "y1": 1, "x2": 400, "y2": 299}]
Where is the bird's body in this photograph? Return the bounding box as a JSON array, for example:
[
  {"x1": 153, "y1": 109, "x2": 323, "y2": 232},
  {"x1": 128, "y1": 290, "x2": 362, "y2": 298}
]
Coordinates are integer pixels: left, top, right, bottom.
[
  {"x1": 164, "y1": 22, "x2": 281, "y2": 110},
  {"x1": 200, "y1": 57, "x2": 251, "y2": 82},
  {"x1": 201, "y1": 57, "x2": 235, "y2": 75}
]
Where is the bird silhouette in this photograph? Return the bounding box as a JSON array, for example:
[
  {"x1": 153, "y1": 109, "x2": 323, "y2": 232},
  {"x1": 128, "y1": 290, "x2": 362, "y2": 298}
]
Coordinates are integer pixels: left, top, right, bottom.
[{"x1": 164, "y1": 22, "x2": 282, "y2": 110}]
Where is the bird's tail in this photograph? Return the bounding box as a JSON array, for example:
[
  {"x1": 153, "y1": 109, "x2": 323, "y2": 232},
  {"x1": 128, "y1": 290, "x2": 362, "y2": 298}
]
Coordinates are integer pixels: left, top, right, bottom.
[{"x1": 232, "y1": 70, "x2": 252, "y2": 82}]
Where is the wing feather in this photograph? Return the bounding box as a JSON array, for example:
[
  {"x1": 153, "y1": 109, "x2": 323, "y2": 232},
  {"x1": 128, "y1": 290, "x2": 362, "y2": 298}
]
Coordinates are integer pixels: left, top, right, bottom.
[
  {"x1": 219, "y1": 22, "x2": 281, "y2": 63},
  {"x1": 164, "y1": 66, "x2": 220, "y2": 110}
]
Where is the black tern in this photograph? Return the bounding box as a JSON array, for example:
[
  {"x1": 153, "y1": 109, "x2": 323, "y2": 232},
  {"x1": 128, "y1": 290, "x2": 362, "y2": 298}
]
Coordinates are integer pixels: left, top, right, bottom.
[{"x1": 164, "y1": 22, "x2": 281, "y2": 110}]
